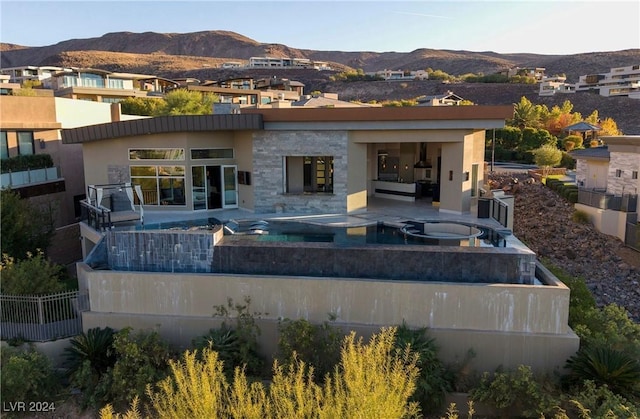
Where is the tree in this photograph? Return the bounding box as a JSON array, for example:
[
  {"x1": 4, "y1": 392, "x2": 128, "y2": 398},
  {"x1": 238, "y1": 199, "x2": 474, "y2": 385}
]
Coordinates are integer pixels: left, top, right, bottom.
[
  {"x1": 510, "y1": 97, "x2": 540, "y2": 129},
  {"x1": 119, "y1": 97, "x2": 165, "y2": 116},
  {"x1": 563, "y1": 134, "x2": 583, "y2": 151},
  {"x1": 532, "y1": 144, "x2": 562, "y2": 178},
  {"x1": 157, "y1": 90, "x2": 218, "y2": 116},
  {"x1": 1, "y1": 189, "x2": 55, "y2": 260},
  {"x1": 600, "y1": 117, "x2": 621, "y2": 136}
]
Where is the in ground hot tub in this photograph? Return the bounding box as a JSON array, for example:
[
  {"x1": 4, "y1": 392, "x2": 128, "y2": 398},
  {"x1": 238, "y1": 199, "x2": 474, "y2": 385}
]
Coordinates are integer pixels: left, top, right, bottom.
[{"x1": 401, "y1": 221, "x2": 483, "y2": 240}]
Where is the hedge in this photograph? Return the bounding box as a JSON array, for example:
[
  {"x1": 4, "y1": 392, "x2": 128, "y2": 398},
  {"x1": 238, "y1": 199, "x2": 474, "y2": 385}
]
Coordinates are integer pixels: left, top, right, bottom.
[{"x1": 1, "y1": 154, "x2": 53, "y2": 173}]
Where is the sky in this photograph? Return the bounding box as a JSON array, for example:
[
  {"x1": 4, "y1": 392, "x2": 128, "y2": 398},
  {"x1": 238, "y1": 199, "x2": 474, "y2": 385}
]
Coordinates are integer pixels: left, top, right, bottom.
[{"x1": 1, "y1": 0, "x2": 639, "y2": 55}]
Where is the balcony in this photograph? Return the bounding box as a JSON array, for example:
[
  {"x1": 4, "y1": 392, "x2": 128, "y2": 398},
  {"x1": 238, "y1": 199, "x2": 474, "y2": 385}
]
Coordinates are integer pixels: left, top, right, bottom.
[{"x1": 0, "y1": 166, "x2": 61, "y2": 189}]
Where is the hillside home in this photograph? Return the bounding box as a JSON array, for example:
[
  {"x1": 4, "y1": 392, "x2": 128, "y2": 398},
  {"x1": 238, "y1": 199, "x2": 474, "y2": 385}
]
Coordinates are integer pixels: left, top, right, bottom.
[
  {"x1": 0, "y1": 65, "x2": 69, "y2": 84},
  {"x1": 366, "y1": 69, "x2": 430, "y2": 81},
  {"x1": 571, "y1": 135, "x2": 639, "y2": 248},
  {"x1": 247, "y1": 56, "x2": 330, "y2": 70},
  {"x1": 574, "y1": 65, "x2": 640, "y2": 98},
  {"x1": 538, "y1": 75, "x2": 576, "y2": 96},
  {"x1": 417, "y1": 91, "x2": 466, "y2": 106},
  {"x1": 498, "y1": 67, "x2": 546, "y2": 81},
  {"x1": 188, "y1": 77, "x2": 304, "y2": 106},
  {"x1": 63, "y1": 104, "x2": 579, "y2": 374},
  {"x1": 43, "y1": 68, "x2": 172, "y2": 102}
]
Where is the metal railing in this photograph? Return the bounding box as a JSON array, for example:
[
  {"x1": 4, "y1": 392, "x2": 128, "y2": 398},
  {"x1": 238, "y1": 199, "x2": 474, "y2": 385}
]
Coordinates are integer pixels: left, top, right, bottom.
[
  {"x1": 578, "y1": 188, "x2": 638, "y2": 212},
  {"x1": 0, "y1": 290, "x2": 89, "y2": 342},
  {"x1": 0, "y1": 167, "x2": 60, "y2": 189},
  {"x1": 80, "y1": 199, "x2": 113, "y2": 231}
]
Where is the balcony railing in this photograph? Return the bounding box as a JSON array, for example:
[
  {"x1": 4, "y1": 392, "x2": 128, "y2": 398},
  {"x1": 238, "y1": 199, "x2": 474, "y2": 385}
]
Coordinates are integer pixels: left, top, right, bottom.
[
  {"x1": 577, "y1": 188, "x2": 638, "y2": 212},
  {"x1": 0, "y1": 167, "x2": 60, "y2": 189}
]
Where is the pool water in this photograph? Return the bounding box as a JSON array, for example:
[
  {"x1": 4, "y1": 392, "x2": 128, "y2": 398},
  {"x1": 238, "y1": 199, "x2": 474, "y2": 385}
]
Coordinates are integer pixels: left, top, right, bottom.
[{"x1": 137, "y1": 218, "x2": 507, "y2": 247}]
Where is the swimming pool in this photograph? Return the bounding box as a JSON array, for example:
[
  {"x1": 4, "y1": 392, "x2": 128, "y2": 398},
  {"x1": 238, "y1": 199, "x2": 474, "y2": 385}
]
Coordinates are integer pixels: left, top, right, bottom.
[{"x1": 137, "y1": 217, "x2": 507, "y2": 247}]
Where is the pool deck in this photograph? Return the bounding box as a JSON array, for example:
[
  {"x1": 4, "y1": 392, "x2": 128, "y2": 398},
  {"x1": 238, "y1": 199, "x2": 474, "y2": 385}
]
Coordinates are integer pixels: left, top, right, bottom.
[{"x1": 131, "y1": 196, "x2": 507, "y2": 231}]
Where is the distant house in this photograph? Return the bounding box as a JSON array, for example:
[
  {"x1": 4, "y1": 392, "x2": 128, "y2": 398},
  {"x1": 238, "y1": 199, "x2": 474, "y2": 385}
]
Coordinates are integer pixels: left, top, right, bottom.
[
  {"x1": 417, "y1": 91, "x2": 466, "y2": 106},
  {"x1": 498, "y1": 67, "x2": 546, "y2": 81},
  {"x1": 538, "y1": 75, "x2": 575, "y2": 96},
  {"x1": 574, "y1": 65, "x2": 640, "y2": 98},
  {"x1": 289, "y1": 93, "x2": 380, "y2": 108}
]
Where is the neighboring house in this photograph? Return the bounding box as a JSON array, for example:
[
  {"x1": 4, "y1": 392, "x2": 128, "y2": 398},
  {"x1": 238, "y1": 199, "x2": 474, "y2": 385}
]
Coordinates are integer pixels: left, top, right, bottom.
[
  {"x1": 247, "y1": 56, "x2": 330, "y2": 70},
  {"x1": 498, "y1": 67, "x2": 546, "y2": 81},
  {"x1": 0, "y1": 65, "x2": 70, "y2": 84},
  {"x1": 574, "y1": 65, "x2": 640, "y2": 98},
  {"x1": 365, "y1": 69, "x2": 429, "y2": 81},
  {"x1": 42, "y1": 68, "x2": 173, "y2": 102},
  {"x1": 0, "y1": 74, "x2": 21, "y2": 95},
  {"x1": 538, "y1": 75, "x2": 576, "y2": 96},
  {"x1": 0, "y1": 96, "x2": 144, "y2": 263},
  {"x1": 417, "y1": 91, "x2": 466, "y2": 106},
  {"x1": 571, "y1": 136, "x2": 639, "y2": 246},
  {"x1": 289, "y1": 93, "x2": 380, "y2": 108},
  {"x1": 189, "y1": 77, "x2": 304, "y2": 106}
]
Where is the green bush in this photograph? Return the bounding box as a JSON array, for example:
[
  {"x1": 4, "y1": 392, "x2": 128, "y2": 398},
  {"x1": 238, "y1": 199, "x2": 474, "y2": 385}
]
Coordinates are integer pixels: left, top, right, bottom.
[
  {"x1": 469, "y1": 365, "x2": 559, "y2": 418},
  {"x1": 0, "y1": 346, "x2": 60, "y2": 405},
  {"x1": 393, "y1": 322, "x2": 454, "y2": 413},
  {"x1": 193, "y1": 296, "x2": 264, "y2": 378},
  {"x1": 0, "y1": 251, "x2": 66, "y2": 295},
  {"x1": 277, "y1": 316, "x2": 343, "y2": 383},
  {"x1": 563, "y1": 346, "x2": 640, "y2": 400},
  {"x1": 560, "y1": 151, "x2": 576, "y2": 169},
  {"x1": 0, "y1": 153, "x2": 53, "y2": 173},
  {"x1": 567, "y1": 190, "x2": 578, "y2": 203}
]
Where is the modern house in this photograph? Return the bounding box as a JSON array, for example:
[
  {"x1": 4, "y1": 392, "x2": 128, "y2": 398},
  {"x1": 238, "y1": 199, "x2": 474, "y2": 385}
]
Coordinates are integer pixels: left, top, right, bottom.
[
  {"x1": 0, "y1": 65, "x2": 69, "y2": 84},
  {"x1": 538, "y1": 75, "x2": 576, "y2": 96},
  {"x1": 574, "y1": 65, "x2": 640, "y2": 98},
  {"x1": 417, "y1": 91, "x2": 466, "y2": 106},
  {"x1": 571, "y1": 135, "x2": 639, "y2": 248},
  {"x1": 62, "y1": 105, "x2": 579, "y2": 374}
]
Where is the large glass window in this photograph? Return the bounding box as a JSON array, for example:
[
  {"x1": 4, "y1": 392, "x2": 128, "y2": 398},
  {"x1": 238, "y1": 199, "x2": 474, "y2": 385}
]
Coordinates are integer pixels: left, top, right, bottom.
[
  {"x1": 285, "y1": 156, "x2": 333, "y2": 194},
  {"x1": 80, "y1": 73, "x2": 105, "y2": 88},
  {"x1": 190, "y1": 148, "x2": 234, "y2": 159},
  {"x1": 131, "y1": 165, "x2": 186, "y2": 206},
  {"x1": 17, "y1": 131, "x2": 34, "y2": 155},
  {"x1": 0, "y1": 131, "x2": 8, "y2": 159},
  {"x1": 129, "y1": 148, "x2": 185, "y2": 160}
]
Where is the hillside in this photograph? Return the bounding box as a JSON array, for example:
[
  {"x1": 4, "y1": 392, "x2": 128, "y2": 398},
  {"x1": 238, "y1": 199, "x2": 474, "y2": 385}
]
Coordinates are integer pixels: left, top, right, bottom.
[
  {"x1": 2, "y1": 30, "x2": 639, "y2": 81},
  {"x1": 1, "y1": 30, "x2": 638, "y2": 133}
]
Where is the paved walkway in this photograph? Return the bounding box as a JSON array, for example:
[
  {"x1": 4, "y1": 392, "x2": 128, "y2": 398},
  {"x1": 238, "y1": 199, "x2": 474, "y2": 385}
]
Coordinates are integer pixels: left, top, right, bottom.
[{"x1": 135, "y1": 196, "x2": 505, "y2": 230}]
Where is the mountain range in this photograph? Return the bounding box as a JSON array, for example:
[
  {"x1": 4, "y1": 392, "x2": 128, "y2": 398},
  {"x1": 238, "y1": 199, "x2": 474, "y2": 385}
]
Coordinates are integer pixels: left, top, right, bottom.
[{"x1": 1, "y1": 30, "x2": 639, "y2": 133}]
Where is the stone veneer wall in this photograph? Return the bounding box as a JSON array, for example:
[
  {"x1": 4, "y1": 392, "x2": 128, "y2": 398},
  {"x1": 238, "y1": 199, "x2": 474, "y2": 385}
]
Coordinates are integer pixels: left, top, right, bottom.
[
  {"x1": 105, "y1": 228, "x2": 222, "y2": 273},
  {"x1": 608, "y1": 152, "x2": 640, "y2": 197},
  {"x1": 214, "y1": 241, "x2": 537, "y2": 284},
  {"x1": 252, "y1": 131, "x2": 349, "y2": 213}
]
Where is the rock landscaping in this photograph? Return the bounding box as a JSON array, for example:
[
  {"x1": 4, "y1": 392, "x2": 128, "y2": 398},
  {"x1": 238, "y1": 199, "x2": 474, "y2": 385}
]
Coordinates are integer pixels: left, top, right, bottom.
[{"x1": 488, "y1": 172, "x2": 640, "y2": 322}]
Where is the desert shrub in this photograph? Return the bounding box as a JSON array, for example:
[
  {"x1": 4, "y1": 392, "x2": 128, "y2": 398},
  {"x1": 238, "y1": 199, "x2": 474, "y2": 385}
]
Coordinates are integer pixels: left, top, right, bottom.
[
  {"x1": 0, "y1": 346, "x2": 60, "y2": 405},
  {"x1": 572, "y1": 210, "x2": 590, "y2": 224},
  {"x1": 277, "y1": 316, "x2": 343, "y2": 382},
  {"x1": 193, "y1": 296, "x2": 264, "y2": 378},
  {"x1": 469, "y1": 365, "x2": 559, "y2": 418},
  {"x1": 100, "y1": 327, "x2": 421, "y2": 419},
  {"x1": 108, "y1": 327, "x2": 175, "y2": 406},
  {"x1": 392, "y1": 322, "x2": 453, "y2": 412},
  {"x1": 572, "y1": 304, "x2": 640, "y2": 355},
  {"x1": 563, "y1": 346, "x2": 640, "y2": 400},
  {"x1": 566, "y1": 190, "x2": 578, "y2": 203},
  {"x1": 565, "y1": 379, "x2": 640, "y2": 418}
]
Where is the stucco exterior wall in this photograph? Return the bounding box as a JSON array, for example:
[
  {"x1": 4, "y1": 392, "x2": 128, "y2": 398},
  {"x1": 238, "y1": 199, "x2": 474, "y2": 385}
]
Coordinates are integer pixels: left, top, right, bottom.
[
  {"x1": 77, "y1": 262, "x2": 578, "y2": 373},
  {"x1": 575, "y1": 203, "x2": 629, "y2": 241},
  {"x1": 608, "y1": 151, "x2": 640, "y2": 202}
]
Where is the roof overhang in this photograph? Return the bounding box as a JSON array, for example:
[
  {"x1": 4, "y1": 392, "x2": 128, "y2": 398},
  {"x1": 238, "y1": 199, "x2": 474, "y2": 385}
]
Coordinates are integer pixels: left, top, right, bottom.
[{"x1": 61, "y1": 114, "x2": 264, "y2": 145}]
